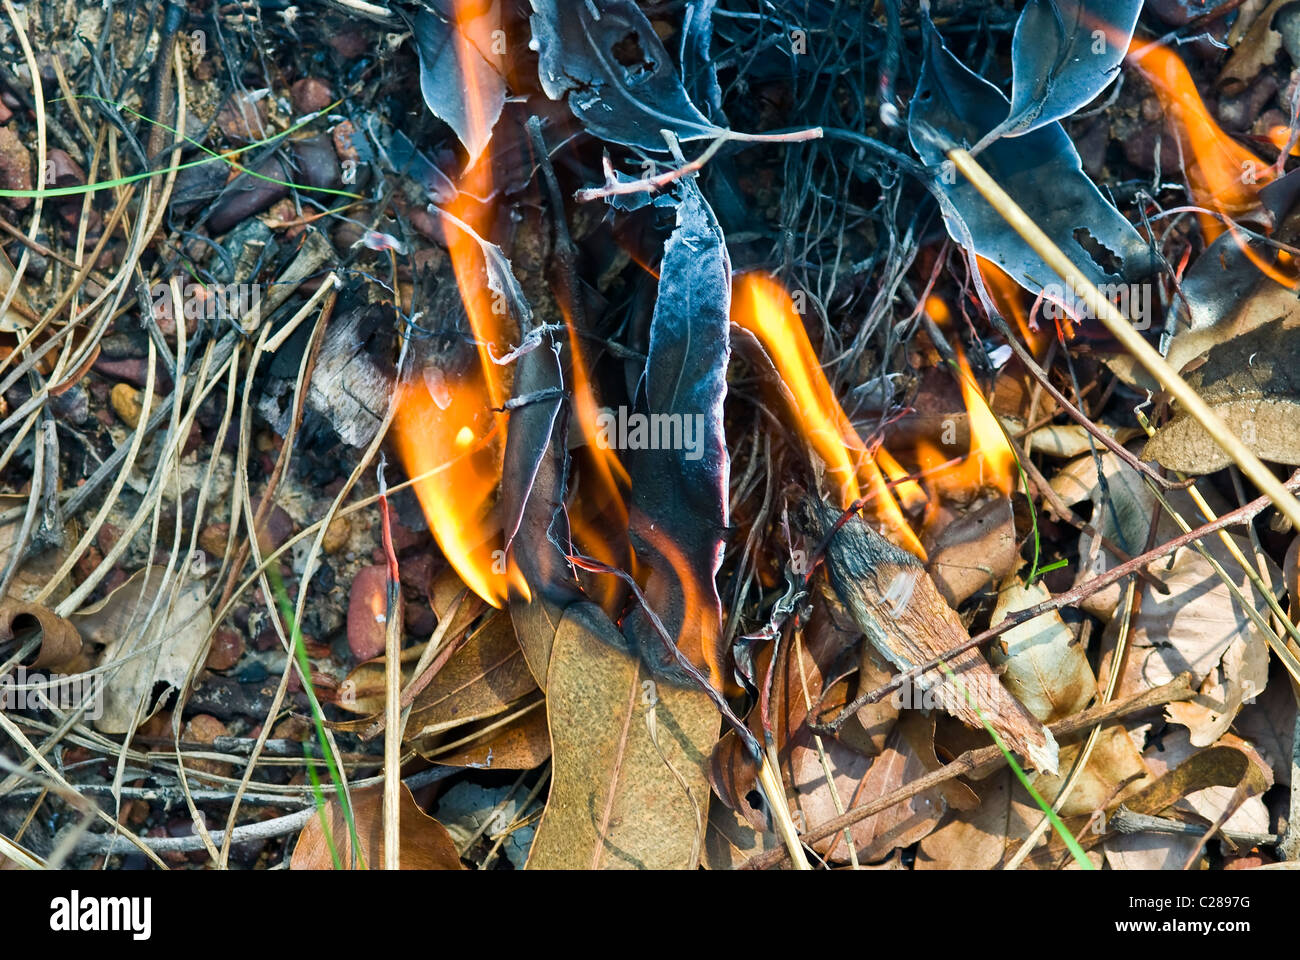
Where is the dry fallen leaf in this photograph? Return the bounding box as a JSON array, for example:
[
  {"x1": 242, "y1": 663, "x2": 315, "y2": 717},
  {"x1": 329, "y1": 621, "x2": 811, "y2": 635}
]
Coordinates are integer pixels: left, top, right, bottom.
[
  {"x1": 77, "y1": 568, "x2": 212, "y2": 734},
  {"x1": 1144, "y1": 317, "x2": 1300, "y2": 474},
  {"x1": 1104, "y1": 546, "x2": 1277, "y2": 702},
  {"x1": 417, "y1": 694, "x2": 550, "y2": 770},
  {"x1": 526, "y1": 601, "x2": 717, "y2": 869},
  {"x1": 791, "y1": 713, "x2": 967, "y2": 863},
  {"x1": 989, "y1": 576, "x2": 1095, "y2": 723},
  {"x1": 290, "y1": 783, "x2": 463, "y2": 870}
]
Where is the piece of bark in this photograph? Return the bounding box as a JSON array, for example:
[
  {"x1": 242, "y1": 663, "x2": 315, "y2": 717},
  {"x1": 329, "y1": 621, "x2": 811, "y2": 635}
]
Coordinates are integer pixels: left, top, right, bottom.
[{"x1": 803, "y1": 499, "x2": 1059, "y2": 774}]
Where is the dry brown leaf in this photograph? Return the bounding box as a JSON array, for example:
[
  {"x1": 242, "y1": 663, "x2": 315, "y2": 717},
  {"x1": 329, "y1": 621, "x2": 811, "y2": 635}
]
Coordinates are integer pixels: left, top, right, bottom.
[
  {"x1": 1024, "y1": 422, "x2": 1140, "y2": 458},
  {"x1": 791, "y1": 713, "x2": 966, "y2": 863},
  {"x1": 417, "y1": 695, "x2": 551, "y2": 769},
  {"x1": 406, "y1": 613, "x2": 537, "y2": 737},
  {"x1": 1219, "y1": 0, "x2": 1291, "y2": 92},
  {"x1": 290, "y1": 783, "x2": 463, "y2": 870},
  {"x1": 0, "y1": 601, "x2": 81, "y2": 669},
  {"x1": 1165, "y1": 626, "x2": 1270, "y2": 747},
  {"x1": 1232, "y1": 674, "x2": 1296, "y2": 785},
  {"x1": 989, "y1": 576, "x2": 1096, "y2": 723},
  {"x1": 1104, "y1": 729, "x2": 1272, "y2": 869},
  {"x1": 926, "y1": 497, "x2": 1018, "y2": 606},
  {"x1": 77, "y1": 568, "x2": 212, "y2": 734},
  {"x1": 1050, "y1": 448, "x2": 1236, "y2": 620},
  {"x1": 702, "y1": 795, "x2": 780, "y2": 870},
  {"x1": 1105, "y1": 546, "x2": 1276, "y2": 702},
  {"x1": 526, "y1": 601, "x2": 717, "y2": 869},
  {"x1": 1144, "y1": 318, "x2": 1300, "y2": 474},
  {"x1": 1029, "y1": 723, "x2": 1150, "y2": 817}
]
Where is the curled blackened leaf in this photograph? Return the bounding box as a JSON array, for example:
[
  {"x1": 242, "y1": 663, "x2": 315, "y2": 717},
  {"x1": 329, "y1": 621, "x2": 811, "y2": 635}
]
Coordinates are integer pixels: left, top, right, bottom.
[
  {"x1": 404, "y1": 5, "x2": 505, "y2": 166},
  {"x1": 680, "y1": 0, "x2": 725, "y2": 123},
  {"x1": 909, "y1": 17, "x2": 1154, "y2": 294},
  {"x1": 987, "y1": 0, "x2": 1143, "y2": 144},
  {"x1": 528, "y1": 0, "x2": 720, "y2": 151},
  {"x1": 501, "y1": 336, "x2": 583, "y2": 688},
  {"x1": 621, "y1": 182, "x2": 731, "y2": 689}
]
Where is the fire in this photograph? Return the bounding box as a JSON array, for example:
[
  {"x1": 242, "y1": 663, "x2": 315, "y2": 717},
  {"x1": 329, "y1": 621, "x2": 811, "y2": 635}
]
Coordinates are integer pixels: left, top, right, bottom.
[
  {"x1": 731, "y1": 274, "x2": 926, "y2": 559},
  {"x1": 924, "y1": 296, "x2": 1017, "y2": 499},
  {"x1": 1126, "y1": 39, "x2": 1272, "y2": 245},
  {"x1": 563, "y1": 308, "x2": 632, "y2": 615},
  {"x1": 978, "y1": 257, "x2": 1050, "y2": 356},
  {"x1": 390, "y1": 0, "x2": 517, "y2": 607},
  {"x1": 1268, "y1": 125, "x2": 1300, "y2": 156}
]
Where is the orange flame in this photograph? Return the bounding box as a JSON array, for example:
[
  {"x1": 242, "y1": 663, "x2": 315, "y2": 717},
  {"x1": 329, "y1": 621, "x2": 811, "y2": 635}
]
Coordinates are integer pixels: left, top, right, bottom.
[
  {"x1": 924, "y1": 296, "x2": 1017, "y2": 499},
  {"x1": 978, "y1": 257, "x2": 1050, "y2": 356},
  {"x1": 391, "y1": 0, "x2": 518, "y2": 607},
  {"x1": 731, "y1": 274, "x2": 926, "y2": 559},
  {"x1": 1268, "y1": 125, "x2": 1300, "y2": 157},
  {"x1": 1127, "y1": 39, "x2": 1272, "y2": 245},
  {"x1": 563, "y1": 308, "x2": 632, "y2": 615}
]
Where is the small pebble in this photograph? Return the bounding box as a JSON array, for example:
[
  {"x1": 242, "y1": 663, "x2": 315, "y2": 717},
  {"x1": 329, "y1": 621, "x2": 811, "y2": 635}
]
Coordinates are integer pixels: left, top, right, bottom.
[{"x1": 110, "y1": 382, "x2": 143, "y2": 428}]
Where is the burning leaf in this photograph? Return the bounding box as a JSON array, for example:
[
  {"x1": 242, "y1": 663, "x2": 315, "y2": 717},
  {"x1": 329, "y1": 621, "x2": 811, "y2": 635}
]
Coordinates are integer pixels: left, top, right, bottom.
[
  {"x1": 1107, "y1": 231, "x2": 1300, "y2": 391},
  {"x1": 528, "y1": 0, "x2": 719, "y2": 152},
  {"x1": 730, "y1": 274, "x2": 925, "y2": 556},
  {"x1": 1144, "y1": 317, "x2": 1300, "y2": 473},
  {"x1": 527, "y1": 601, "x2": 717, "y2": 869},
  {"x1": 993, "y1": 0, "x2": 1143, "y2": 140},
  {"x1": 989, "y1": 576, "x2": 1096, "y2": 723},
  {"x1": 622, "y1": 183, "x2": 731, "y2": 687},
  {"x1": 78, "y1": 568, "x2": 212, "y2": 735},
  {"x1": 804, "y1": 499, "x2": 1060, "y2": 774},
  {"x1": 291, "y1": 784, "x2": 463, "y2": 870},
  {"x1": 908, "y1": 16, "x2": 1153, "y2": 296},
  {"x1": 405, "y1": 4, "x2": 505, "y2": 166}
]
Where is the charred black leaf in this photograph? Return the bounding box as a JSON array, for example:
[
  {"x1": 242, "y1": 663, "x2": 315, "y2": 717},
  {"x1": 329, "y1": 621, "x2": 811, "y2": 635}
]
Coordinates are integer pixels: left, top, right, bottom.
[
  {"x1": 622, "y1": 182, "x2": 731, "y2": 688},
  {"x1": 405, "y1": 4, "x2": 505, "y2": 165},
  {"x1": 990, "y1": 0, "x2": 1143, "y2": 143},
  {"x1": 502, "y1": 336, "x2": 584, "y2": 689},
  {"x1": 909, "y1": 17, "x2": 1154, "y2": 294},
  {"x1": 528, "y1": 0, "x2": 720, "y2": 151}
]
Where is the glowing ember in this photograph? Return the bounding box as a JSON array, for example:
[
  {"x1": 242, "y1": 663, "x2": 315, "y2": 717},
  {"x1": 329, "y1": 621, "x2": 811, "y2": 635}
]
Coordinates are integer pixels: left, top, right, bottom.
[{"x1": 731, "y1": 274, "x2": 926, "y2": 558}]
